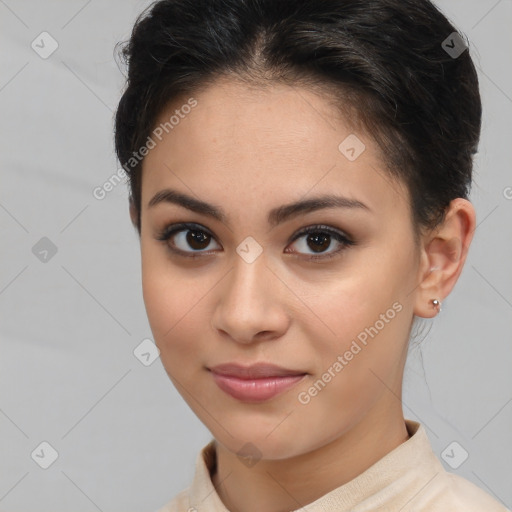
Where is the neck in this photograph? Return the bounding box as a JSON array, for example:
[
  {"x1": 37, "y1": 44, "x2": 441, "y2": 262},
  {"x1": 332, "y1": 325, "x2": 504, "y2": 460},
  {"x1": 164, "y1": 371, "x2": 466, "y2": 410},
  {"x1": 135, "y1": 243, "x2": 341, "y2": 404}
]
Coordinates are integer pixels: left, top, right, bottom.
[{"x1": 211, "y1": 404, "x2": 410, "y2": 512}]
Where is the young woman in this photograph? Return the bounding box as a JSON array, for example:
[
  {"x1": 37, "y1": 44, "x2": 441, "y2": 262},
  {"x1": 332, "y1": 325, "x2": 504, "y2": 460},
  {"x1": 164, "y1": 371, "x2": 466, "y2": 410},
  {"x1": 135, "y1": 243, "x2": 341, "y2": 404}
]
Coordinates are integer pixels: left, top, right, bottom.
[{"x1": 114, "y1": 0, "x2": 509, "y2": 510}]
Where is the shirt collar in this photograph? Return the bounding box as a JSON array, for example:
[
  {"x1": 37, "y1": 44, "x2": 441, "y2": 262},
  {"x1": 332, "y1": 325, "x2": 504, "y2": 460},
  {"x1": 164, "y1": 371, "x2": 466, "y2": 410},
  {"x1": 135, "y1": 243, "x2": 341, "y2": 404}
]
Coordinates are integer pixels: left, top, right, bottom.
[{"x1": 187, "y1": 419, "x2": 444, "y2": 511}]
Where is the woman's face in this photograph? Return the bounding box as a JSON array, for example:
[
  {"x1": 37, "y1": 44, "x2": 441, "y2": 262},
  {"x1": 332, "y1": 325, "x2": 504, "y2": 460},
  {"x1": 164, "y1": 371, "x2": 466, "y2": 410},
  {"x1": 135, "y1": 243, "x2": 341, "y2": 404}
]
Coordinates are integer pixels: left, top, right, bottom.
[{"x1": 138, "y1": 78, "x2": 423, "y2": 459}]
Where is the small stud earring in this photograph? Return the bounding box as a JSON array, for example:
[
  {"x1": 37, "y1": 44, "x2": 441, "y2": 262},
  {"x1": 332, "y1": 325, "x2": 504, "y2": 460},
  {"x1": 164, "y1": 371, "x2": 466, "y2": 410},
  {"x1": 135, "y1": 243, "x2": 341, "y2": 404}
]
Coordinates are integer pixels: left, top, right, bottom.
[{"x1": 432, "y1": 299, "x2": 442, "y2": 313}]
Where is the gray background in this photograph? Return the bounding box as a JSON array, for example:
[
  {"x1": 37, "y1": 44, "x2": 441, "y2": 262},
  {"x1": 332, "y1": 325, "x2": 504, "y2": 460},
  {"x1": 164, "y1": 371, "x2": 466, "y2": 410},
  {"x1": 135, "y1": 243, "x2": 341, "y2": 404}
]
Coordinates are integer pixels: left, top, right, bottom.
[{"x1": 0, "y1": 1, "x2": 511, "y2": 511}]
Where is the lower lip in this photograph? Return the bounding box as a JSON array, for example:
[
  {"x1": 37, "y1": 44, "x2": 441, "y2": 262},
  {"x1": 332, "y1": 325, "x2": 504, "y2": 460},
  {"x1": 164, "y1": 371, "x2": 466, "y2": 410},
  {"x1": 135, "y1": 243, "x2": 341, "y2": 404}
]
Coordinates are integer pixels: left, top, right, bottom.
[{"x1": 210, "y1": 372, "x2": 307, "y2": 402}]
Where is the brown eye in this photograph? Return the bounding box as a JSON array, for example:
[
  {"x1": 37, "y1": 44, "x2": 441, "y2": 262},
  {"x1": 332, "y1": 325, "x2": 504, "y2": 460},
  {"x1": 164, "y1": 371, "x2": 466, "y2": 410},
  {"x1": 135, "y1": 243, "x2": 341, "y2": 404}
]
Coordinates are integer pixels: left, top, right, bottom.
[
  {"x1": 286, "y1": 225, "x2": 355, "y2": 261},
  {"x1": 156, "y1": 222, "x2": 220, "y2": 258}
]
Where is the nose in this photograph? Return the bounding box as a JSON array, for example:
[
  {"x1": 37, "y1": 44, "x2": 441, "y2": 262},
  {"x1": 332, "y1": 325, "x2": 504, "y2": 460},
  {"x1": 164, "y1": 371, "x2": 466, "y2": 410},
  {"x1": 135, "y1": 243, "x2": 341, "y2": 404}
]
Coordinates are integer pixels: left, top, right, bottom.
[{"x1": 210, "y1": 252, "x2": 290, "y2": 345}]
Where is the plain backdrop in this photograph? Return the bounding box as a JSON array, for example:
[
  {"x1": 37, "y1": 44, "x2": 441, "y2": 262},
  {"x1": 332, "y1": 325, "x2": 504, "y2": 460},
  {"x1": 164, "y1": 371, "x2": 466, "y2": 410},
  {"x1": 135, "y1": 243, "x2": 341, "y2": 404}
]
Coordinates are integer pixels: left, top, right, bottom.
[{"x1": 0, "y1": 1, "x2": 511, "y2": 511}]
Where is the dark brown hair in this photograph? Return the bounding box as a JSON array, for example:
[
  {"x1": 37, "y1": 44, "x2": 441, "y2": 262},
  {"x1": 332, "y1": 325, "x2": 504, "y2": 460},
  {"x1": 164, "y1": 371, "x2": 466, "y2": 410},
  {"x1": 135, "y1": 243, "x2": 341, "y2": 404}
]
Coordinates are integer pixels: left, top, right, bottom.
[{"x1": 114, "y1": 0, "x2": 482, "y2": 237}]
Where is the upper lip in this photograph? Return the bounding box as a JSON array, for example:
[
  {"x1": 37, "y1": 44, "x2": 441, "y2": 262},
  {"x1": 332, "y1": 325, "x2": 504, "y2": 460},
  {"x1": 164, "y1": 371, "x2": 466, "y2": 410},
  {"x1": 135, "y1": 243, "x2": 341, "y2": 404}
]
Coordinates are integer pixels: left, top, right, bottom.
[{"x1": 209, "y1": 363, "x2": 307, "y2": 379}]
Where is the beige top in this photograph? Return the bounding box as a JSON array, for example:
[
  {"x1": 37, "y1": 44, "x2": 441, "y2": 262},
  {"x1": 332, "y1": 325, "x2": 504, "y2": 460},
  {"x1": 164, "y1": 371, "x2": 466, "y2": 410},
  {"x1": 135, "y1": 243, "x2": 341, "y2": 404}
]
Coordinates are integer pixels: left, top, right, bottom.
[{"x1": 155, "y1": 419, "x2": 510, "y2": 512}]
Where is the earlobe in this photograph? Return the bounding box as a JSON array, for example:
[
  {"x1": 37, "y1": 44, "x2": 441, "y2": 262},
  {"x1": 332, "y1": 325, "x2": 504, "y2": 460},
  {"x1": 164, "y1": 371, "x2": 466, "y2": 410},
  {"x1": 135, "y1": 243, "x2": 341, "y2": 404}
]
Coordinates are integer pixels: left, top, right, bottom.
[{"x1": 413, "y1": 198, "x2": 476, "y2": 318}]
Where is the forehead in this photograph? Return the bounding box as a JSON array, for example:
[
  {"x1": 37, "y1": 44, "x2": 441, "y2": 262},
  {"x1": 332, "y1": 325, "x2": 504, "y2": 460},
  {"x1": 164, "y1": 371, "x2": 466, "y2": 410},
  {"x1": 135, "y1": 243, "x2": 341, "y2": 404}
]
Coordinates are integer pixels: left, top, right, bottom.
[
  {"x1": 141, "y1": 78, "x2": 410, "y2": 221},
  {"x1": 150, "y1": 78, "x2": 353, "y2": 160}
]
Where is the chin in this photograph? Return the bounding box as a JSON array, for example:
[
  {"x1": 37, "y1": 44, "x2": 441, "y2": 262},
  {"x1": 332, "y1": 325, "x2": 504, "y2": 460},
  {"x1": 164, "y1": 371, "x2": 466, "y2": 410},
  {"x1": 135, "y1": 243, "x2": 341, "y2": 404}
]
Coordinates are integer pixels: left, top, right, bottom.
[{"x1": 205, "y1": 412, "x2": 318, "y2": 461}]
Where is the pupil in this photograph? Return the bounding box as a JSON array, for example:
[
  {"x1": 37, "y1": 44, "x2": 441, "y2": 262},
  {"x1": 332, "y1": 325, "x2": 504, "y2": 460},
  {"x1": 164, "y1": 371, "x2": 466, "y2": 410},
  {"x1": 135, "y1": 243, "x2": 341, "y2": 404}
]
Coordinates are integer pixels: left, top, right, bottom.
[
  {"x1": 308, "y1": 233, "x2": 330, "y2": 253},
  {"x1": 187, "y1": 230, "x2": 209, "y2": 250}
]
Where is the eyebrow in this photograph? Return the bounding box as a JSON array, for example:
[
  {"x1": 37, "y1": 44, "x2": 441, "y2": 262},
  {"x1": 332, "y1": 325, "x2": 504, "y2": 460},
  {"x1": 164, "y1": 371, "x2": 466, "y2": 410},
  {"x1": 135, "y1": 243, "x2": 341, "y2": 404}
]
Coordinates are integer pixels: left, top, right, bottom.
[{"x1": 147, "y1": 188, "x2": 371, "y2": 229}]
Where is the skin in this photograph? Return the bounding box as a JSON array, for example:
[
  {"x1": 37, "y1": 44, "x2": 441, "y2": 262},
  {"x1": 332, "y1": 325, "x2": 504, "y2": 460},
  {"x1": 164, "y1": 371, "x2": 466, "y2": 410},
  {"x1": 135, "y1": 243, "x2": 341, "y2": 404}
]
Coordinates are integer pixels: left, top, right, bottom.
[{"x1": 131, "y1": 77, "x2": 475, "y2": 512}]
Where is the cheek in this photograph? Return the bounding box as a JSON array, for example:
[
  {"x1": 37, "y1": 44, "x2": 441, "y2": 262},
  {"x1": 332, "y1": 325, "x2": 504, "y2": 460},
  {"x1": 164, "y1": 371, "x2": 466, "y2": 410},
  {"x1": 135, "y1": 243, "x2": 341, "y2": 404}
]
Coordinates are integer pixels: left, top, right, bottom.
[
  {"x1": 141, "y1": 269, "x2": 206, "y2": 382},
  {"x1": 140, "y1": 247, "x2": 221, "y2": 377},
  {"x1": 292, "y1": 295, "x2": 408, "y2": 442},
  {"x1": 302, "y1": 246, "x2": 413, "y2": 383},
  {"x1": 141, "y1": 248, "x2": 197, "y2": 347},
  {"x1": 310, "y1": 290, "x2": 407, "y2": 381}
]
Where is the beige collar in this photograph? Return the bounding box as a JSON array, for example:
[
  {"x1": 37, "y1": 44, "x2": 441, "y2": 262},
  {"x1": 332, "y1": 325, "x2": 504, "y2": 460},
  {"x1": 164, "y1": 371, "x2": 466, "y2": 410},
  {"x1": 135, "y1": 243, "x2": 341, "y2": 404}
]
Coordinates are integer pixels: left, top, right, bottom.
[{"x1": 186, "y1": 419, "x2": 447, "y2": 511}]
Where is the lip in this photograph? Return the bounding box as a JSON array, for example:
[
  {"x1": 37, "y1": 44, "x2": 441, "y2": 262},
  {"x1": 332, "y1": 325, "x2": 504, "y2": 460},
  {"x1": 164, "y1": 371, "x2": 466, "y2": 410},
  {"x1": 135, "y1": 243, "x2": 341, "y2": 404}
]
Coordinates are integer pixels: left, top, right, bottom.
[
  {"x1": 208, "y1": 363, "x2": 308, "y2": 403},
  {"x1": 209, "y1": 362, "x2": 307, "y2": 379}
]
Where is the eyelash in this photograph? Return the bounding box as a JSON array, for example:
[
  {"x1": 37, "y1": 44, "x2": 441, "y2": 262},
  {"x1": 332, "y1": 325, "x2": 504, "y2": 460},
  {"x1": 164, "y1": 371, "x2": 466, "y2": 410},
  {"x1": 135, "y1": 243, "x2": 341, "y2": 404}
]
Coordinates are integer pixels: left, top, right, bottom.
[{"x1": 155, "y1": 222, "x2": 356, "y2": 262}]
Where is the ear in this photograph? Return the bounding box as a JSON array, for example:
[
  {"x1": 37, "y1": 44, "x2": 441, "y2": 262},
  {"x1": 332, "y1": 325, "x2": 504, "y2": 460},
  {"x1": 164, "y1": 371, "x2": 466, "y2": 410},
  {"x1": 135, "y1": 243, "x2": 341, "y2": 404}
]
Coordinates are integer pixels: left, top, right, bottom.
[{"x1": 413, "y1": 198, "x2": 476, "y2": 318}]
